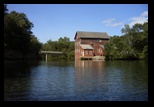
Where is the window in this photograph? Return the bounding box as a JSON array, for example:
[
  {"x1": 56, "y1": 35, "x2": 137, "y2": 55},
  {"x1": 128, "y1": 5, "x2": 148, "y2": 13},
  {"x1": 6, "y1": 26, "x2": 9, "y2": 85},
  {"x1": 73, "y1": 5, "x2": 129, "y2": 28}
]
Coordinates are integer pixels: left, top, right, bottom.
[
  {"x1": 89, "y1": 51, "x2": 92, "y2": 55},
  {"x1": 98, "y1": 49, "x2": 100, "y2": 53},
  {"x1": 97, "y1": 40, "x2": 102, "y2": 42},
  {"x1": 85, "y1": 51, "x2": 88, "y2": 55},
  {"x1": 91, "y1": 42, "x2": 94, "y2": 46}
]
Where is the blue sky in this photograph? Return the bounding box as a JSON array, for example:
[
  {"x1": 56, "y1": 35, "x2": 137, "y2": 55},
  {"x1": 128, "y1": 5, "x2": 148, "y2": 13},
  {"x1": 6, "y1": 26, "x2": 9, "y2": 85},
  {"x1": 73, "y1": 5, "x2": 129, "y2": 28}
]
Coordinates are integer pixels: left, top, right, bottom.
[{"x1": 7, "y1": 4, "x2": 148, "y2": 43}]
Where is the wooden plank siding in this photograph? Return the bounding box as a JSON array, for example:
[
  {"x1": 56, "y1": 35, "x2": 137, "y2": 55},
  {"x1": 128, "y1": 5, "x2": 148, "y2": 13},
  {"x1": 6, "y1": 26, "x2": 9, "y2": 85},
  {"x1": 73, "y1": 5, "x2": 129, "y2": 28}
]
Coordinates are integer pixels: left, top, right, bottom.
[{"x1": 74, "y1": 31, "x2": 110, "y2": 60}]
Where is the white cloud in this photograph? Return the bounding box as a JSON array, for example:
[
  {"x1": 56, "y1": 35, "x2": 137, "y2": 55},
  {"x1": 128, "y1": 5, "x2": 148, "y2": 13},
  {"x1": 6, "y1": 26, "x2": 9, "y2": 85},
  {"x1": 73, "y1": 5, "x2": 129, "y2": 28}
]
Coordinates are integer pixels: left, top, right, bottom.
[
  {"x1": 102, "y1": 18, "x2": 123, "y2": 27},
  {"x1": 102, "y1": 18, "x2": 115, "y2": 24},
  {"x1": 129, "y1": 11, "x2": 148, "y2": 27},
  {"x1": 141, "y1": 11, "x2": 148, "y2": 17},
  {"x1": 108, "y1": 22, "x2": 123, "y2": 27}
]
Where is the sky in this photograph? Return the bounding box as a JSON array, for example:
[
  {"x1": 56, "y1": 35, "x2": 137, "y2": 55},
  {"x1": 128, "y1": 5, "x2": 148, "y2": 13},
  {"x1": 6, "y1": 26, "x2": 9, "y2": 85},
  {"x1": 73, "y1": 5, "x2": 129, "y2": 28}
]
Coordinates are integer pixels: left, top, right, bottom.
[{"x1": 7, "y1": 4, "x2": 148, "y2": 43}]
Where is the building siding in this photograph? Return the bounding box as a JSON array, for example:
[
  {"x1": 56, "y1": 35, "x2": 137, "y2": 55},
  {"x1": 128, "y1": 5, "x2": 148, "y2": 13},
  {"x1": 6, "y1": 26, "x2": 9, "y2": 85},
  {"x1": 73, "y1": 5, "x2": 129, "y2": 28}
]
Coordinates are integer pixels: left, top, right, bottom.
[{"x1": 74, "y1": 32, "x2": 109, "y2": 60}]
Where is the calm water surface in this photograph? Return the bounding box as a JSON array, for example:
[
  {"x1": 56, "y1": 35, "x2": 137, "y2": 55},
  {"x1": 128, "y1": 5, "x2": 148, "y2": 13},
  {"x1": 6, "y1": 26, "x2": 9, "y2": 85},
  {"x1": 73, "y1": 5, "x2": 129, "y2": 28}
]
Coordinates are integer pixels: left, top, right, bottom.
[{"x1": 4, "y1": 60, "x2": 148, "y2": 101}]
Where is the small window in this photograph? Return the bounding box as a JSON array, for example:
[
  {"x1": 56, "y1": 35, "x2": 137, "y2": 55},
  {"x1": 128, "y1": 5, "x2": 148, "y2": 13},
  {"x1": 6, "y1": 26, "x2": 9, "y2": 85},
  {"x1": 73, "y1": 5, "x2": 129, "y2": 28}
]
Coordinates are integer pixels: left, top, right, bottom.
[
  {"x1": 97, "y1": 40, "x2": 101, "y2": 42},
  {"x1": 89, "y1": 51, "x2": 92, "y2": 55},
  {"x1": 85, "y1": 51, "x2": 88, "y2": 55},
  {"x1": 98, "y1": 49, "x2": 100, "y2": 53}
]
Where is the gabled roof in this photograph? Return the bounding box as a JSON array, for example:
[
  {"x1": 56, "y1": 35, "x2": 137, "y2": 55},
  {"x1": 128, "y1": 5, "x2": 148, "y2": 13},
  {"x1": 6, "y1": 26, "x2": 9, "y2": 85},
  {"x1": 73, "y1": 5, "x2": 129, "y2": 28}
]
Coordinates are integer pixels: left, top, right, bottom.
[
  {"x1": 80, "y1": 44, "x2": 93, "y2": 50},
  {"x1": 74, "y1": 31, "x2": 110, "y2": 39}
]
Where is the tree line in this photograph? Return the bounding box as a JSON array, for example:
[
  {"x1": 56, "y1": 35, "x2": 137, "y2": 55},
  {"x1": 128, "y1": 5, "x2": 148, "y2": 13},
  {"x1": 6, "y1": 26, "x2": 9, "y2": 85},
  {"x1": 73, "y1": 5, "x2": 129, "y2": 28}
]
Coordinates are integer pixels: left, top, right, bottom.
[
  {"x1": 104, "y1": 22, "x2": 148, "y2": 60},
  {"x1": 4, "y1": 4, "x2": 148, "y2": 61},
  {"x1": 4, "y1": 4, "x2": 42, "y2": 60},
  {"x1": 41, "y1": 37, "x2": 75, "y2": 61},
  {"x1": 4, "y1": 4, "x2": 74, "y2": 61}
]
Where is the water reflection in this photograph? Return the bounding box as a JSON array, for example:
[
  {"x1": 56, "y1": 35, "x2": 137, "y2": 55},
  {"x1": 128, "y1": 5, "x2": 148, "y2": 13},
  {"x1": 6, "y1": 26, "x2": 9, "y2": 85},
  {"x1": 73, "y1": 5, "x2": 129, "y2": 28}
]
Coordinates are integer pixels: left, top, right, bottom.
[
  {"x1": 4, "y1": 61, "x2": 40, "y2": 101},
  {"x1": 75, "y1": 60, "x2": 105, "y2": 86},
  {"x1": 74, "y1": 60, "x2": 107, "y2": 100},
  {"x1": 74, "y1": 60, "x2": 148, "y2": 101},
  {"x1": 4, "y1": 60, "x2": 148, "y2": 101},
  {"x1": 28, "y1": 61, "x2": 75, "y2": 101},
  {"x1": 103, "y1": 60, "x2": 148, "y2": 101}
]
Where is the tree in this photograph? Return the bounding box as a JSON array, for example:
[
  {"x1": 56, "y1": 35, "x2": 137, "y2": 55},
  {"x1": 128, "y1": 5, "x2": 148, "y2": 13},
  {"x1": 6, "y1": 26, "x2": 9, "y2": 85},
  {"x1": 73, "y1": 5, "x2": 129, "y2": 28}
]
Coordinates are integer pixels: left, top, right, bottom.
[
  {"x1": 4, "y1": 9, "x2": 43, "y2": 60},
  {"x1": 104, "y1": 22, "x2": 148, "y2": 60},
  {"x1": 57, "y1": 36, "x2": 70, "y2": 51},
  {"x1": 4, "y1": 11, "x2": 34, "y2": 57},
  {"x1": 4, "y1": 4, "x2": 8, "y2": 15},
  {"x1": 29, "y1": 35, "x2": 42, "y2": 56},
  {"x1": 41, "y1": 37, "x2": 75, "y2": 61},
  {"x1": 121, "y1": 24, "x2": 131, "y2": 35}
]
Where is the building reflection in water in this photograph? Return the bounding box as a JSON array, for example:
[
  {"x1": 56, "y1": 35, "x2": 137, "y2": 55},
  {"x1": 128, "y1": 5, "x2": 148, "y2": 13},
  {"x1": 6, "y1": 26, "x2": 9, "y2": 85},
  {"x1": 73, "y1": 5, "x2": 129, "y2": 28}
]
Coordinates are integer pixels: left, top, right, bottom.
[
  {"x1": 74, "y1": 60, "x2": 105, "y2": 95},
  {"x1": 75, "y1": 60, "x2": 104, "y2": 74}
]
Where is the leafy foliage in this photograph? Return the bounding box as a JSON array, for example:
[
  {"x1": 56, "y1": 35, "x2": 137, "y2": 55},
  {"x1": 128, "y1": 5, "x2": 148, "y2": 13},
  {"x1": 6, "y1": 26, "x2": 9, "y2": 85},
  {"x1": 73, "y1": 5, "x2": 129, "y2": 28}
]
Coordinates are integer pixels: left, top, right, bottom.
[
  {"x1": 4, "y1": 5, "x2": 42, "y2": 60},
  {"x1": 41, "y1": 37, "x2": 75, "y2": 61},
  {"x1": 104, "y1": 22, "x2": 148, "y2": 60}
]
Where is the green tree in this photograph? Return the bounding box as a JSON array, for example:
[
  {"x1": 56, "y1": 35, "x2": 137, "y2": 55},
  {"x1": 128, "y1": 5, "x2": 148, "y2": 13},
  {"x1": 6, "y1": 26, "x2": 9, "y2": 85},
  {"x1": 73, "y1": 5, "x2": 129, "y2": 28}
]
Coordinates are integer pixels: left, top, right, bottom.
[
  {"x1": 4, "y1": 8, "x2": 42, "y2": 60},
  {"x1": 4, "y1": 11, "x2": 33, "y2": 57},
  {"x1": 41, "y1": 37, "x2": 75, "y2": 61},
  {"x1": 29, "y1": 35, "x2": 42, "y2": 57},
  {"x1": 57, "y1": 36, "x2": 70, "y2": 51},
  {"x1": 104, "y1": 22, "x2": 148, "y2": 60}
]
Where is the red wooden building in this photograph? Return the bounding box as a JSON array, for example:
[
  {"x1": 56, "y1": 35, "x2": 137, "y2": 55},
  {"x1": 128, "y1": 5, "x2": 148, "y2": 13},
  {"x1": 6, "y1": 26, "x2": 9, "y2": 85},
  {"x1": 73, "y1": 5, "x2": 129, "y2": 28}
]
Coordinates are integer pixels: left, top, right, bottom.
[{"x1": 74, "y1": 31, "x2": 110, "y2": 60}]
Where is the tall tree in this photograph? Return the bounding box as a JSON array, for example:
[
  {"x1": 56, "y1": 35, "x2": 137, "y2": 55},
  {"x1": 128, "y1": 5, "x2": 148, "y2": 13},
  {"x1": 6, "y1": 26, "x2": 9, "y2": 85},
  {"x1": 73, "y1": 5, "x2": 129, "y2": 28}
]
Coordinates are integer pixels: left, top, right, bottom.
[
  {"x1": 4, "y1": 4, "x2": 8, "y2": 15},
  {"x1": 4, "y1": 11, "x2": 34, "y2": 56},
  {"x1": 29, "y1": 35, "x2": 42, "y2": 56},
  {"x1": 104, "y1": 22, "x2": 148, "y2": 60}
]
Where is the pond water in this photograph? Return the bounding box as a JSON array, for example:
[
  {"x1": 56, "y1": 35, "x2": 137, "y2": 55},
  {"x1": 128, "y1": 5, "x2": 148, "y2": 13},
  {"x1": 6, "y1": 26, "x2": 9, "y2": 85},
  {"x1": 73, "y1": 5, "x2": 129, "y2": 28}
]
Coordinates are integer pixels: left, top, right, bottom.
[{"x1": 4, "y1": 60, "x2": 148, "y2": 101}]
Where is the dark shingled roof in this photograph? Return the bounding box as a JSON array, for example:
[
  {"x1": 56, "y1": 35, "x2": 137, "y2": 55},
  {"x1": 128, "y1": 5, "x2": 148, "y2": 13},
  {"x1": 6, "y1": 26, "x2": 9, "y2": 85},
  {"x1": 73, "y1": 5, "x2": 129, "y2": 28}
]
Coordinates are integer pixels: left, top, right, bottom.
[{"x1": 75, "y1": 31, "x2": 110, "y2": 39}]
